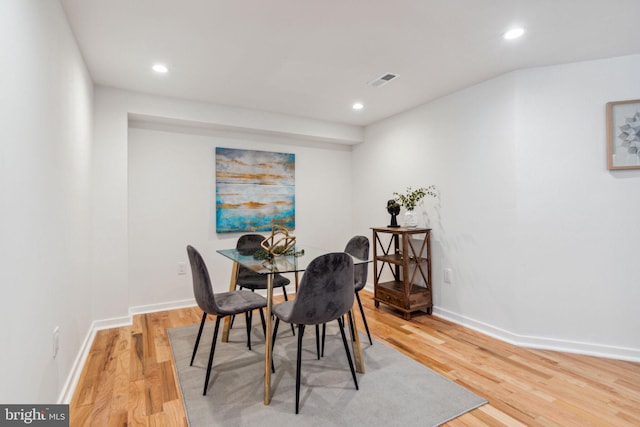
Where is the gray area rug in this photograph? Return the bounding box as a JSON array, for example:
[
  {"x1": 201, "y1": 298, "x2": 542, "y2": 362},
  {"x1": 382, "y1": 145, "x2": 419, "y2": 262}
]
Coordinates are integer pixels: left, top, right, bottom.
[{"x1": 168, "y1": 319, "x2": 487, "y2": 426}]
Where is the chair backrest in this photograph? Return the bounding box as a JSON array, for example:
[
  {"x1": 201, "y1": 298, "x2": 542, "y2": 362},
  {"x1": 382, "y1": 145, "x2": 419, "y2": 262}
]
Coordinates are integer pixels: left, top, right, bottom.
[
  {"x1": 236, "y1": 234, "x2": 264, "y2": 255},
  {"x1": 187, "y1": 245, "x2": 219, "y2": 315},
  {"x1": 286, "y1": 252, "x2": 354, "y2": 325},
  {"x1": 236, "y1": 234, "x2": 264, "y2": 277},
  {"x1": 344, "y1": 235, "x2": 369, "y2": 292}
]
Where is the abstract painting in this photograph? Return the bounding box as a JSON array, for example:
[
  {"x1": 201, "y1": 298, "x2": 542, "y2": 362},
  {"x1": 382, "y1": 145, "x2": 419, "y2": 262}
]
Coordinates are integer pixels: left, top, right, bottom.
[{"x1": 215, "y1": 147, "x2": 295, "y2": 233}]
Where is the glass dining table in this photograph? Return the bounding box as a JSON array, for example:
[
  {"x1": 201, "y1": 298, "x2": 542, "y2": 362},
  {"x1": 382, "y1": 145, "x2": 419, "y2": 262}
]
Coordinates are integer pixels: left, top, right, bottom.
[{"x1": 217, "y1": 245, "x2": 369, "y2": 405}]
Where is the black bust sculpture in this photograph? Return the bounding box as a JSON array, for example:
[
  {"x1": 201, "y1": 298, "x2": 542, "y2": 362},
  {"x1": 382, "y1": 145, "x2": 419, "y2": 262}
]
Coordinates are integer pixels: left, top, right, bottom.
[{"x1": 386, "y1": 199, "x2": 401, "y2": 227}]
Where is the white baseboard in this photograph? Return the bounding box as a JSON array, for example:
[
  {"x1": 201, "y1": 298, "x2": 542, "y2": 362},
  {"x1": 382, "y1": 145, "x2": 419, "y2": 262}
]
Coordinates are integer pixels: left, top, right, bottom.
[
  {"x1": 129, "y1": 298, "x2": 197, "y2": 316},
  {"x1": 57, "y1": 299, "x2": 197, "y2": 404},
  {"x1": 58, "y1": 313, "x2": 134, "y2": 404},
  {"x1": 362, "y1": 285, "x2": 640, "y2": 362},
  {"x1": 57, "y1": 324, "x2": 95, "y2": 404},
  {"x1": 432, "y1": 307, "x2": 640, "y2": 363}
]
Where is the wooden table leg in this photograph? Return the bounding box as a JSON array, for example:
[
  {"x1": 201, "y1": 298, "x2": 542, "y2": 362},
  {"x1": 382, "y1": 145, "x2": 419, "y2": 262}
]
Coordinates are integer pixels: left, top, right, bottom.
[
  {"x1": 264, "y1": 274, "x2": 274, "y2": 404},
  {"x1": 348, "y1": 308, "x2": 365, "y2": 373},
  {"x1": 222, "y1": 262, "x2": 239, "y2": 343}
]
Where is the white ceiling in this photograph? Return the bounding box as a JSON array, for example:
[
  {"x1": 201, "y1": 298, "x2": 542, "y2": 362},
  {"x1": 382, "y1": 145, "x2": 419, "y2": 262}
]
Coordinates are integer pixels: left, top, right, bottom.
[{"x1": 60, "y1": 0, "x2": 640, "y2": 127}]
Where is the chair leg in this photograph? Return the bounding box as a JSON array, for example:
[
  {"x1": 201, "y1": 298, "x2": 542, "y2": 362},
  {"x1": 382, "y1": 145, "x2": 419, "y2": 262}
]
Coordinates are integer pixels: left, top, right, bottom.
[
  {"x1": 231, "y1": 290, "x2": 244, "y2": 331},
  {"x1": 259, "y1": 308, "x2": 266, "y2": 338},
  {"x1": 190, "y1": 312, "x2": 207, "y2": 366},
  {"x1": 355, "y1": 291, "x2": 373, "y2": 345},
  {"x1": 295, "y1": 324, "x2": 305, "y2": 414},
  {"x1": 245, "y1": 311, "x2": 252, "y2": 351},
  {"x1": 337, "y1": 317, "x2": 359, "y2": 391},
  {"x1": 315, "y1": 325, "x2": 320, "y2": 360},
  {"x1": 203, "y1": 317, "x2": 222, "y2": 396},
  {"x1": 271, "y1": 318, "x2": 280, "y2": 374},
  {"x1": 347, "y1": 310, "x2": 356, "y2": 339},
  {"x1": 321, "y1": 323, "x2": 326, "y2": 357},
  {"x1": 282, "y1": 287, "x2": 296, "y2": 336}
]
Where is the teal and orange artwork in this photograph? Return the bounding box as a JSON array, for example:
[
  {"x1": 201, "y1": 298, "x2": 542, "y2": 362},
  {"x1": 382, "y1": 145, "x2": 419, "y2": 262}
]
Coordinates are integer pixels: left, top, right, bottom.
[{"x1": 215, "y1": 147, "x2": 295, "y2": 233}]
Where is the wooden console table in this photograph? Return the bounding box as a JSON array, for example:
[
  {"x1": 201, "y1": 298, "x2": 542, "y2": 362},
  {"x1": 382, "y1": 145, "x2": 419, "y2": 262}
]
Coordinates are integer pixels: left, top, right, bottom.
[{"x1": 372, "y1": 227, "x2": 432, "y2": 319}]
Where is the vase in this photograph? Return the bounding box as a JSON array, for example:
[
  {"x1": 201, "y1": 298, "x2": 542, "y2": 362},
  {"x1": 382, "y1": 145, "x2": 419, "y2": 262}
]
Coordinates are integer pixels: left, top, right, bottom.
[{"x1": 404, "y1": 210, "x2": 418, "y2": 228}]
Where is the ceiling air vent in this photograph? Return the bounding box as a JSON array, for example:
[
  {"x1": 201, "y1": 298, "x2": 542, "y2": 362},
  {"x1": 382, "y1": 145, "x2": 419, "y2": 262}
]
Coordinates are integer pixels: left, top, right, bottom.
[{"x1": 368, "y1": 73, "x2": 399, "y2": 88}]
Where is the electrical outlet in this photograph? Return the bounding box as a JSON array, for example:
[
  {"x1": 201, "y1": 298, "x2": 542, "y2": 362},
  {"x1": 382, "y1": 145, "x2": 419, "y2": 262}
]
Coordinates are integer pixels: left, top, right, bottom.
[
  {"x1": 444, "y1": 268, "x2": 452, "y2": 284},
  {"x1": 177, "y1": 262, "x2": 187, "y2": 275},
  {"x1": 52, "y1": 326, "x2": 60, "y2": 358}
]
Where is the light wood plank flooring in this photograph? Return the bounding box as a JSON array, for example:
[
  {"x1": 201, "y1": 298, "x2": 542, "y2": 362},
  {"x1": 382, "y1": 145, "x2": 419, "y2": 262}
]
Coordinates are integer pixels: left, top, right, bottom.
[{"x1": 70, "y1": 291, "x2": 640, "y2": 426}]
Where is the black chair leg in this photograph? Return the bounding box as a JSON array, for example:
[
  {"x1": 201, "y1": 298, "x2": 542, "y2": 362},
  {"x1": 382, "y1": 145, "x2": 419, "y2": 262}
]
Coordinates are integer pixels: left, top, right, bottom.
[
  {"x1": 203, "y1": 317, "x2": 222, "y2": 396},
  {"x1": 245, "y1": 311, "x2": 252, "y2": 350},
  {"x1": 315, "y1": 325, "x2": 320, "y2": 360},
  {"x1": 337, "y1": 317, "x2": 359, "y2": 391},
  {"x1": 271, "y1": 318, "x2": 280, "y2": 374},
  {"x1": 295, "y1": 324, "x2": 305, "y2": 414},
  {"x1": 259, "y1": 308, "x2": 266, "y2": 338},
  {"x1": 282, "y1": 288, "x2": 296, "y2": 336},
  {"x1": 190, "y1": 312, "x2": 207, "y2": 366},
  {"x1": 355, "y1": 292, "x2": 373, "y2": 345},
  {"x1": 321, "y1": 323, "x2": 326, "y2": 357},
  {"x1": 347, "y1": 310, "x2": 356, "y2": 339}
]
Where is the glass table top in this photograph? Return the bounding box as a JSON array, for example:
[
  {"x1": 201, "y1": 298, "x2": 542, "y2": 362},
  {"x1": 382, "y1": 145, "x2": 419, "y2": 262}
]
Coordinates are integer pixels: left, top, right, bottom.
[{"x1": 217, "y1": 245, "x2": 370, "y2": 275}]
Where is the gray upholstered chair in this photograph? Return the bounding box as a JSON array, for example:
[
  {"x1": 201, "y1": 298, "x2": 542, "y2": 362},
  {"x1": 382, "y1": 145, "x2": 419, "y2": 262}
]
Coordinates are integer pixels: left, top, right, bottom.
[
  {"x1": 235, "y1": 234, "x2": 292, "y2": 296},
  {"x1": 187, "y1": 245, "x2": 267, "y2": 396},
  {"x1": 235, "y1": 233, "x2": 295, "y2": 335},
  {"x1": 321, "y1": 235, "x2": 372, "y2": 356},
  {"x1": 271, "y1": 252, "x2": 359, "y2": 414},
  {"x1": 345, "y1": 235, "x2": 372, "y2": 345}
]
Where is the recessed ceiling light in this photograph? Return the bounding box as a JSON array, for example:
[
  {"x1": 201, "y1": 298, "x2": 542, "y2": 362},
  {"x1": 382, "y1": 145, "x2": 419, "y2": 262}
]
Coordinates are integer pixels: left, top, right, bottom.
[
  {"x1": 352, "y1": 102, "x2": 364, "y2": 110},
  {"x1": 152, "y1": 64, "x2": 168, "y2": 73},
  {"x1": 503, "y1": 27, "x2": 525, "y2": 40}
]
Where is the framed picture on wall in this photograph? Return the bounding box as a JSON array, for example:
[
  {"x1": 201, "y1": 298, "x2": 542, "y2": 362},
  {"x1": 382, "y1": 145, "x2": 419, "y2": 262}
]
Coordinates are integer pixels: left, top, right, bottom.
[
  {"x1": 607, "y1": 99, "x2": 640, "y2": 170},
  {"x1": 215, "y1": 147, "x2": 295, "y2": 233}
]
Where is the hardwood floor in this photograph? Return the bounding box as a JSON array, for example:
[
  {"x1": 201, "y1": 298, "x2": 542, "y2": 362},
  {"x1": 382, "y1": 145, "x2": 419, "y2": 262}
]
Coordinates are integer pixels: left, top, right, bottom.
[{"x1": 70, "y1": 291, "x2": 640, "y2": 426}]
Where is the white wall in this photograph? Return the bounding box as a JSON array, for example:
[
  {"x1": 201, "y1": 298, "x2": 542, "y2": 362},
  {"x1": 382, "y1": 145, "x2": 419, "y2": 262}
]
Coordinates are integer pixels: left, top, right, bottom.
[
  {"x1": 0, "y1": 0, "x2": 94, "y2": 403},
  {"x1": 354, "y1": 55, "x2": 640, "y2": 360},
  {"x1": 127, "y1": 124, "x2": 354, "y2": 307},
  {"x1": 354, "y1": 74, "x2": 520, "y2": 330},
  {"x1": 513, "y1": 55, "x2": 640, "y2": 352},
  {"x1": 92, "y1": 87, "x2": 362, "y2": 323}
]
